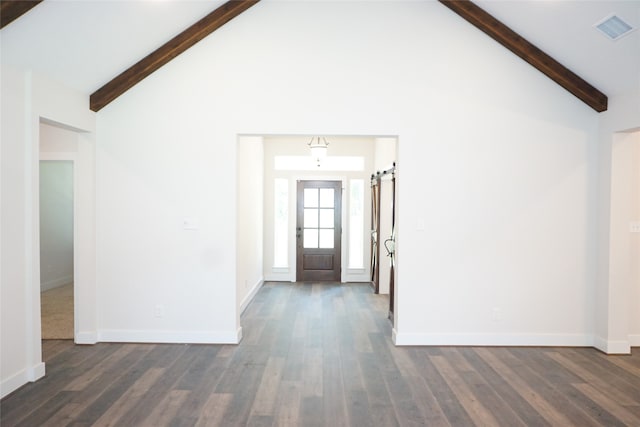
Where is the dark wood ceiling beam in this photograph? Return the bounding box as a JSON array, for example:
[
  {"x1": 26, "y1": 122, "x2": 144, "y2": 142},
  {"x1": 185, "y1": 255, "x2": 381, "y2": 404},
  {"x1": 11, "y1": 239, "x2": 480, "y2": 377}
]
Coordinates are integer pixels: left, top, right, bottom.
[
  {"x1": 438, "y1": 0, "x2": 608, "y2": 112},
  {"x1": 90, "y1": 0, "x2": 260, "y2": 112},
  {"x1": 1, "y1": 0, "x2": 43, "y2": 29}
]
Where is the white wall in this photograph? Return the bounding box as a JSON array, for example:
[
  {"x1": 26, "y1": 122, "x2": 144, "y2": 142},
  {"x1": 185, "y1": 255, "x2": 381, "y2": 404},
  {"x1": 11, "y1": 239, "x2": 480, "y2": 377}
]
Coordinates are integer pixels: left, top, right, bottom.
[
  {"x1": 39, "y1": 160, "x2": 74, "y2": 291},
  {"x1": 95, "y1": 1, "x2": 601, "y2": 348},
  {"x1": 40, "y1": 121, "x2": 79, "y2": 152},
  {"x1": 1, "y1": 64, "x2": 32, "y2": 399},
  {"x1": 237, "y1": 136, "x2": 264, "y2": 321},
  {"x1": 596, "y1": 93, "x2": 640, "y2": 353},
  {"x1": 632, "y1": 135, "x2": 640, "y2": 343},
  {"x1": 608, "y1": 132, "x2": 637, "y2": 348},
  {"x1": 1, "y1": 65, "x2": 95, "y2": 398},
  {"x1": 262, "y1": 135, "x2": 374, "y2": 283},
  {"x1": 613, "y1": 131, "x2": 640, "y2": 345}
]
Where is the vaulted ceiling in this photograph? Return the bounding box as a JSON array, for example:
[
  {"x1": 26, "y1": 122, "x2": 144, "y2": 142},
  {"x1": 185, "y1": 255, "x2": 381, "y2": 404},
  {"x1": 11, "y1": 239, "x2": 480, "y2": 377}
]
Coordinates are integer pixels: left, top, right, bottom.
[
  {"x1": 1, "y1": 0, "x2": 638, "y2": 113},
  {"x1": 1, "y1": 0, "x2": 227, "y2": 93},
  {"x1": 476, "y1": 0, "x2": 639, "y2": 100}
]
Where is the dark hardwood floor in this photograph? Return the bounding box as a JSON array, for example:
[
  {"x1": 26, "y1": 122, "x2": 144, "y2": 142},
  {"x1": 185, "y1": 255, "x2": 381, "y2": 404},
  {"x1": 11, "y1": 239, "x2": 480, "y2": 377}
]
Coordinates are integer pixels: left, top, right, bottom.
[{"x1": 3, "y1": 282, "x2": 640, "y2": 426}]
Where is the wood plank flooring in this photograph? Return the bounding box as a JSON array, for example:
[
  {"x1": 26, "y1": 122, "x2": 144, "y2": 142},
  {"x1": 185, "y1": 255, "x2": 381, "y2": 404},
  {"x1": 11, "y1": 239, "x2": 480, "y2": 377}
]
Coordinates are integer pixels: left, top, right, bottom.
[{"x1": 3, "y1": 282, "x2": 640, "y2": 426}]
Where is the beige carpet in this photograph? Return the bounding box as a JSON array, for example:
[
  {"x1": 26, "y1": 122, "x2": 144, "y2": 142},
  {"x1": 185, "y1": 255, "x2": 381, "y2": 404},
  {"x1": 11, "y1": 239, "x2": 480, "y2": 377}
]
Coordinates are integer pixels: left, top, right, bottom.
[{"x1": 41, "y1": 283, "x2": 74, "y2": 339}]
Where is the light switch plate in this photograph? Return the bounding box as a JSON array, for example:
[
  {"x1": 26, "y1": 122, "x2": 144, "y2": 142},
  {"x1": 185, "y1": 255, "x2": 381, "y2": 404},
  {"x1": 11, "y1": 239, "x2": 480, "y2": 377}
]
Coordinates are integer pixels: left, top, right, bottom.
[
  {"x1": 183, "y1": 217, "x2": 199, "y2": 230},
  {"x1": 630, "y1": 221, "x2": 640, "y2": 233}
]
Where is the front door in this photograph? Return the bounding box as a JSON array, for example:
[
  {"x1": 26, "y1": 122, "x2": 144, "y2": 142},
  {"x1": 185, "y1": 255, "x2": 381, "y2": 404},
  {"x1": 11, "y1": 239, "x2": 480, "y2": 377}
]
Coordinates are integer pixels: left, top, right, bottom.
[{"x1": 296, "y1": 180, "x2": 342, "y2": 282}]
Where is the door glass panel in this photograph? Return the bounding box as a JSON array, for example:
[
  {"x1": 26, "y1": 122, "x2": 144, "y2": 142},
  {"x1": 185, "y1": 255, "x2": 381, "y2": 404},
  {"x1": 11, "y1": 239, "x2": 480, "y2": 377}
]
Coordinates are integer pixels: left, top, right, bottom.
[
  {"x1": 304, "y1": 208, "x2": 318, "y2": 228},
  {"x1": 304, "y1": 188, "x2": 319, "y2": 207},
  {"x1": 319, "y1": 188, "x2": 334, "y2": 208},
  {"x1": 319, "y1": 209, "x2": 334, "y2": 228},
  {"x1": 304, "y1": 229, "x2": 318, "y2": 248},
  {"x1": 319, "y1": 229, "x2": 334, "y2": 248}
]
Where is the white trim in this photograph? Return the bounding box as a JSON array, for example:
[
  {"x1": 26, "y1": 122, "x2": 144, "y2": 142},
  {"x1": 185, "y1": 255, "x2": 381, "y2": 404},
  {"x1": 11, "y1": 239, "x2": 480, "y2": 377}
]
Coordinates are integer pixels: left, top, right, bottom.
[
  {"x1": 629, "y1": 334, "x2": 640, "y2": 347},
  {"x1": 27, "y1": 362, "x2": 46, "y2": 382},
  {"x1": 97, "y1": 329, "x2": 241, "y2": 344},
  {"x1": 345, "y1": 273, "x2": 370, "y2": 283},
  {"x1": 593, "y1": 336, "x2": 607, "y2": 353},
  {"x1": 25, "y1": 83, "x2": 45, "y2": 399},
  {"x1": 75, "y1": 331, "x2": 98, "y2": 344},
  {"x1": 264, "y1": 273, "x2": 293, "y2": 282},
  {"x1": 393, "y1": 332, "x2": 595, "y2": 347},
  {"x1": 593, "y1": 335, "x2": 632, "y2": 354},
  {"x1": 1, "y1": 372, "x2": 25, "y2": 399},
  {"x1": 1, "y1": 370, "x2": 29, "y2": 399},
  {"x1": 0, "y1": 362, "x2": 45, "y2": 399},
  {"x1": 241, "y1": 278, "x2": 264, "y2": 314}
]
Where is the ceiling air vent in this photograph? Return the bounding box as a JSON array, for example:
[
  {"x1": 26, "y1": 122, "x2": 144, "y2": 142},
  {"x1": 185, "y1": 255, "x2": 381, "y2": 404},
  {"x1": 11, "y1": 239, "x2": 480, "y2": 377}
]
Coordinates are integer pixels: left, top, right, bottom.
[{"x1": 594, "y1": 14, "x2": 636, "y2": 41}]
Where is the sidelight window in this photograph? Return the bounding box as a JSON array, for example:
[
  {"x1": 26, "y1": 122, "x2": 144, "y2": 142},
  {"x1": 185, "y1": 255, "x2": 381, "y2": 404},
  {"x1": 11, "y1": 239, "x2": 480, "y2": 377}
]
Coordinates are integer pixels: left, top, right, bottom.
[
  {"x1": 349, "y1": 179, "x2": 364, "y2": 269},
  {"x1": 273, "y1": 178, "x2": 288, "y2": 268}
]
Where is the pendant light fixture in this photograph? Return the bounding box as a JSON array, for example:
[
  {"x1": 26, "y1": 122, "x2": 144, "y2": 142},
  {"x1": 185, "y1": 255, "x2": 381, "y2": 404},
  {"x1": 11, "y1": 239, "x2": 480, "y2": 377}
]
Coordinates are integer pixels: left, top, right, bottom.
[{"x1": 308, "y1": 136, "x2": 329, "y2": 167}]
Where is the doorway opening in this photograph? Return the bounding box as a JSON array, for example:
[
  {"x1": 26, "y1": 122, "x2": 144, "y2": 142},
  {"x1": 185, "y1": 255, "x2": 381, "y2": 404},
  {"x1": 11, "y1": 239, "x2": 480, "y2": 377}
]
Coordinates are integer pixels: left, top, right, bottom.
[
  {"x1": 236, "y1": 134, "x2": 398, "y2": 324},
  {"x1": 39, "y1": 121, "x2": 82, "y2": 344},
  {"x1": 39, "y1": 160, "x2": 74, "y2": 340}
]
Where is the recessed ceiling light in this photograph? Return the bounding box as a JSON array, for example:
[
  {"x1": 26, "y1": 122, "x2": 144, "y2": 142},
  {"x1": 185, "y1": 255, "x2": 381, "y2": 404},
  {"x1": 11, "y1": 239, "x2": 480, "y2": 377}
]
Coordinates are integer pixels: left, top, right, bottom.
[{"x1": 594, "y1": 14, "x2": 636, "y2": 41}]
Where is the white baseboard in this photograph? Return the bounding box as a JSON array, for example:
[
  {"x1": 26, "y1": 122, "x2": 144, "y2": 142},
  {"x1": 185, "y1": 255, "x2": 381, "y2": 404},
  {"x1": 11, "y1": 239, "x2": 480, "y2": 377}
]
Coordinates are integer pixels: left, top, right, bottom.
[
  {"x1": 75, "y1": 331, "x2": 98, "y2": 344},
  {"x1": 28, "y1": 362, "x2": 46, "y2": 381},
  {"x1": 1, "y1": 370, "x2": 28, "y2": 399},
  {"x1": 97, "y1": 329, "x2": 240, "y2": 344},
  {"x1": 41, "y1": 275, "x2": 73, "y2": 292},
  {"x1": 240, "y1": 278, "x2": 264, "y2": 314},
  {"x1": 393, "y1": 332, "x2": 594, "y2": 347},
  {"x1": 264, "y1": 272, "x2": 293, "y2": 282},
  {"x1": 1, "y1": 362, "x2": 46, "y2": 399},
  {"x1": 345, "y1": 273, "x2": 371, "y2": 283},
  {"x1": 629, "y1": 334, "x2": 640, "y2": 347},
  {"x1": 594, "y1": 336, "x2": 632, "y2": 354}
]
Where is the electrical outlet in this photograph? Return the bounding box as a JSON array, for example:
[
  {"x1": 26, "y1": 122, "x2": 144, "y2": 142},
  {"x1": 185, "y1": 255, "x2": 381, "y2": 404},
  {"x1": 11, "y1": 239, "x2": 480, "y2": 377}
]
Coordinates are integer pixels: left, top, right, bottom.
[
  {"x1": 154, "y1": 304, "x2": 165, "y2": 318},
  {"x1": 491, "y1": 307, "x2": 502, "y2": 322},
  {"x1": 630, "y1": 221, "x2": 640, "y2": 233}
]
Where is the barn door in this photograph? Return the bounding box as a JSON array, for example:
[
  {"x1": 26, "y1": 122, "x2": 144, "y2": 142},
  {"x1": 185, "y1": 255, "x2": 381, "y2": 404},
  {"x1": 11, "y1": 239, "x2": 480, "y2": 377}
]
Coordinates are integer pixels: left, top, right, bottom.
[{"x1": 296, "y1": 180, "x2": 342, "y2": 282}]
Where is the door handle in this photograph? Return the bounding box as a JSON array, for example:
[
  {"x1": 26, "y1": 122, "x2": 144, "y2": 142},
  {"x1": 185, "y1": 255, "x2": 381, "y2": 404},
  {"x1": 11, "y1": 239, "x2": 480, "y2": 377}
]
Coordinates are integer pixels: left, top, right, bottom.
[{"x1": 384, "y1": 237, "x2": 395, "y2": 256}]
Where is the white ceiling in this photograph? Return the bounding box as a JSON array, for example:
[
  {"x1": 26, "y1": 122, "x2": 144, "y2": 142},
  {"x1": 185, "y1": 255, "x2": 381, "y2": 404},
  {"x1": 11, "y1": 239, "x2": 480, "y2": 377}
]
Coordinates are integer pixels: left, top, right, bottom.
[
  {"x1": 0, "y1": 0, "x2": 225, "y2": 93},
  {"x1": 1, "y1": 0, "x2": 638, "y2": 100},
  {"x1": 475, "y1": 0, "x2": 640, "y2": 98}
]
